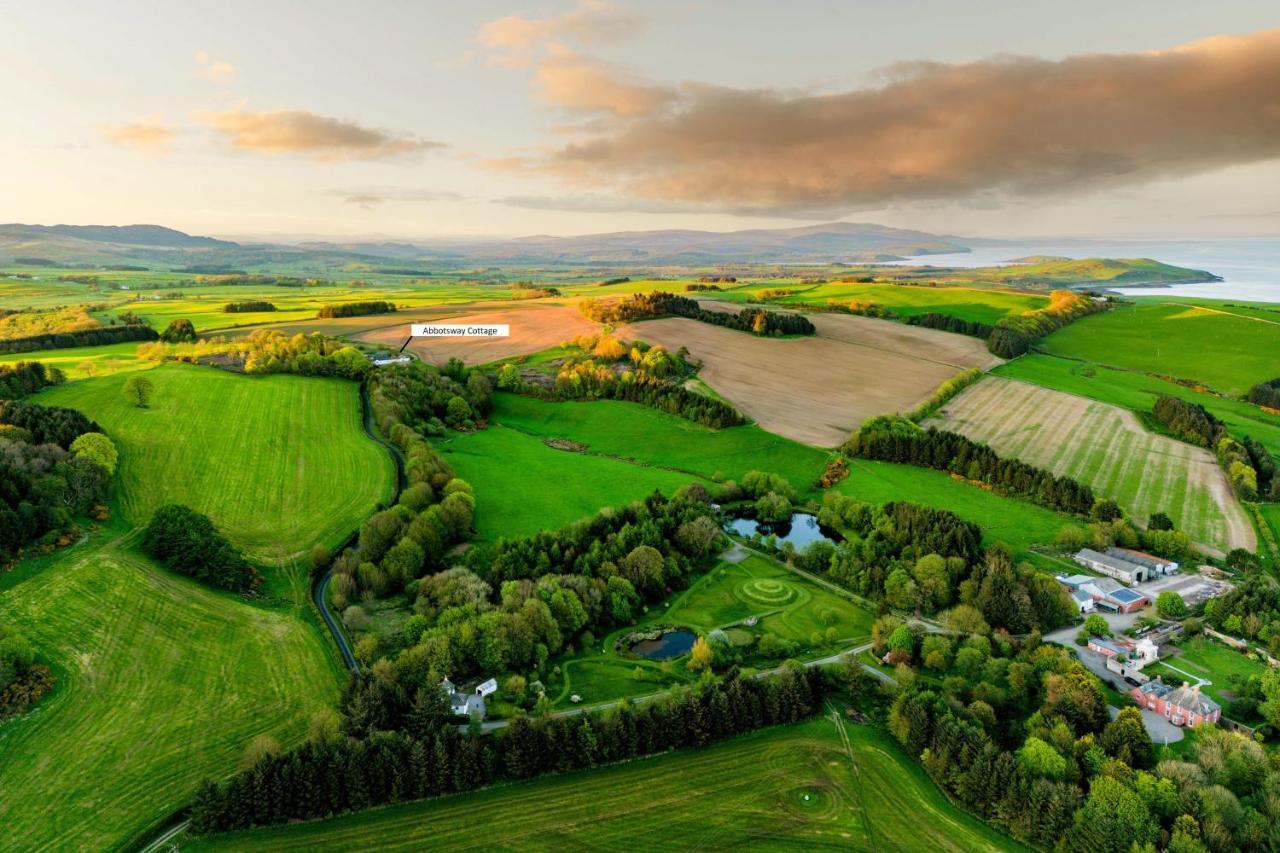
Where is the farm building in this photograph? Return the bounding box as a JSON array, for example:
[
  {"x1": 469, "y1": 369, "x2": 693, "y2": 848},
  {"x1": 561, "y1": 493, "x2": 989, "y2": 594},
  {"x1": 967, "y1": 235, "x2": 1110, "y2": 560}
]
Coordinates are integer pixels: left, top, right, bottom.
[
  {"x1": 1072, "y1": 549, "x2": 1148, "y2": 585},
  {"x1": 1058, "y1": 574, "x2": 1149, "y2": 613},
  {"x1": 1101, "y1": 587, "x2": 1149, "y2": 613},
  {"x1": 1088, "y1": 637, "x2": 1124, "y2": 658},
  {"x1": 1069, "y1": 588, "x2": 1095, "y2": 613},
  {"x1": 1107, "y1": 546, "x2": 1178, "y2": 575},
  {"x1": 1131, "y1": 679, "x2": 1221, "y2": 727}
]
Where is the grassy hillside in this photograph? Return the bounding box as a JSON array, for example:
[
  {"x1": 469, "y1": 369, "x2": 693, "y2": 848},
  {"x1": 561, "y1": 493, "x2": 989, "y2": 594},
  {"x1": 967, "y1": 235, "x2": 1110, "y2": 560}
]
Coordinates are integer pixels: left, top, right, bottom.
[
  {"x1": 0, "y1": 534, "x2": 341, "y2": 851},
  {"x1": 36, "y1": 364, "x2": 394, "y2": 560},
  {"x1": 487, "y1": 394, "x2": 828, "y2": 488},
  {"x1": 704, "y1": 282, "x2": 1046, "y2": 324},
  {"x1": 441, "y1": 424, "x2": 710, "y2": 541},
  {"x1": 186, "y1": 714, "x2": 1024, "y2": 852},
  {"x1": 0, "y1": 338, "x2": 151, "y2": 378},
  {"x1": 1038, "y1": 301, "x2": 1280, "y2": 396}
]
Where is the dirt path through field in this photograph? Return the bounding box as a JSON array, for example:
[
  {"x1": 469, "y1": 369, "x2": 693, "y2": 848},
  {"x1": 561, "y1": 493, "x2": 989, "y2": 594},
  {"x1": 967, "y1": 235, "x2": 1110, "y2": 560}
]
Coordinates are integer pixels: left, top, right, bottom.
[{"x1": 927, "y1": 376, "x2": 1254, "y2": 554}]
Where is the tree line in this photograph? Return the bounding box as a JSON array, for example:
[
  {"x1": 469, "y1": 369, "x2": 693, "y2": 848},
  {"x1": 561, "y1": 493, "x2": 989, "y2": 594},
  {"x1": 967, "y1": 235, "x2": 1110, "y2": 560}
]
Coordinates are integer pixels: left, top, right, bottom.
[
  {"x1": 986, "y1": 290, "x2": 1108, "y2": 358},
  {"x1": 0, "y1": 361, "x2": 65, "y2": 401},
  {"x1": 188, "y1": 665, "x2": 826, "y2": 834},
  {"x1": 0, "y1": 321, "x2": 157, "y2": 355},
  {"x1": 1247, "y1": 377, "x2": 1280, "y2": 410},
  {"x1": 843, "y1": 415, "x2": 1096, "y2": 515},
  {"x1": 139, "y1": 329, "x2": 373, "y2": 380},
  {"x1": 222, "y1": 300, "x2": 277, "y2": 313},
  {"x1": 495, "y1": 336, "x2": 744, "y2": 429},
  {"x1": 905, "y1": 312, "x2": 995, "y2": 339},
  {"x1": 141, "y1": 504, "x2": 258, "y2": 592},
  {"x1": 580, "y1": 291, "x2": 815, "y2": 336},
  {"x1": 317, "y1": 301, "x2": 397, "y2": 319}
]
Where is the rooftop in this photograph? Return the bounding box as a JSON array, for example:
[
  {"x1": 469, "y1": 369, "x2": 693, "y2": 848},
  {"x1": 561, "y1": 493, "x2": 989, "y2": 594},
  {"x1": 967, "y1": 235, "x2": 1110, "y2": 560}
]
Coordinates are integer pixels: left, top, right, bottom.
[
  {"x1": 1109, "y1": 588, "x2": 1147, "y2": 604},
  {"x1": 1076, "y1": 548, "x2": 1146, "y2": 577}
]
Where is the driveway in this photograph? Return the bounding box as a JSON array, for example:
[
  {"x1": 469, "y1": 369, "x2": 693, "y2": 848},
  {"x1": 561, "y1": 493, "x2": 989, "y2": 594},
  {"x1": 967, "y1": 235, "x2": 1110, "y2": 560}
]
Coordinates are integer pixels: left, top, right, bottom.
[
  {"x1": 1110, "y1": 704, "x2": 1185, "y2": 745},
  {"x1": 1065, "y1": 643, "x2": 1185, "y2": 743}
]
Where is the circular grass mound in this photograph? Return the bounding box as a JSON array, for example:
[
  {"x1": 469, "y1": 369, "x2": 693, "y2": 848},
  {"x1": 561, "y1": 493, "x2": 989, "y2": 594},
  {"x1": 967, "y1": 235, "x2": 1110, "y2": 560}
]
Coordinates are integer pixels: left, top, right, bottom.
[{"x1": 740, "y1": 578, "x2": 797, "y2": 606}]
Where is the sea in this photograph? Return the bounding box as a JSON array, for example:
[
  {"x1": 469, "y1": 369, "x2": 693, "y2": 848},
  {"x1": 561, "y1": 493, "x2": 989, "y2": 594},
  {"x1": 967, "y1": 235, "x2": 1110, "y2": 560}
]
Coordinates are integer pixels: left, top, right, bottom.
[{"x1": 878, "y1": 237, "x2": 1280, "y2": 304}]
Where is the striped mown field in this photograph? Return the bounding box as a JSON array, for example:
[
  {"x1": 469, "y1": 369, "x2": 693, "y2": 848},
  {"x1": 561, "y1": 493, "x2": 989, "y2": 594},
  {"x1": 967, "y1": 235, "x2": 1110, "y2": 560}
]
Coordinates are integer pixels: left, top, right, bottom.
[
  {"x1": 0, "y1": 536, "x2": 342, "y2": 851},
  {"x1": 187, "y1": 714, "x2": 1024, "y2": 852},
  {"x1": 36, "y1": 363, "x2": 395, "y2": 561},
  {"x1": 926, "y1": 376, "x2": 1254, "y2": 554}
]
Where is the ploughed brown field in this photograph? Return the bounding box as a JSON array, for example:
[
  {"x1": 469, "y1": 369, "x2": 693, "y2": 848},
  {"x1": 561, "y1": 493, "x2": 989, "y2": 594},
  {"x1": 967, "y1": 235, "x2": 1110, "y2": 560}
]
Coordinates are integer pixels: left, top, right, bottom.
[
  {"x1": 621, "y1": 313, "x2": 1001, "y2": 447},
  {"x1": 353, "y1": 303, "x2": 601, "y2": 365}
]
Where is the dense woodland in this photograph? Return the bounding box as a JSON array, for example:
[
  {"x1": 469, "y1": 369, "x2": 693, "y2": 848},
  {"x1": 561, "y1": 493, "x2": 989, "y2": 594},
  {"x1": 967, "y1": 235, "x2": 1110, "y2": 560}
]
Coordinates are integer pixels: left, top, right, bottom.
[
  {"x1": 580, "y1": 291, "x2": 815, "y2": 336},
  {"x1": 141, "y1": 505, "x2": 258, "y2": 592},
  {"x1": 0, "y1": 361, "x2": 65, "y2": 401},
  {"x1": 317, "y1": 300, "x2": 397, "y2": 318},
  {"x1": 188, "y1": 666, "x2": 826, "y2": 833},
  {"x1": 844, "y1": 416, "x2": 1096, "y2": 515},
  {"x1": 986, "y1": 291, "x2": 1108, "y2": 358}
]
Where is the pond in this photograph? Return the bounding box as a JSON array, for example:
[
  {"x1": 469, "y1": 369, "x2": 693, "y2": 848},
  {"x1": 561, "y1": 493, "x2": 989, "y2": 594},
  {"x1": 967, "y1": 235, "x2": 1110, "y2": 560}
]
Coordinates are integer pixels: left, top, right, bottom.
[
  {"x1": 631, "y1": 629, "x2": 697, "y2": 660},
  {"x1": 726, "y1": 512, "x2": 841, "y2": 549}
]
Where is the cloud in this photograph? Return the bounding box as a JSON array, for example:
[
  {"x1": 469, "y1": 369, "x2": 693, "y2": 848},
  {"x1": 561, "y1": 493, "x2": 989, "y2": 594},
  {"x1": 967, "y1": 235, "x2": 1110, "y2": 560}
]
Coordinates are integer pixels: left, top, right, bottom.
[
  {"x1": 102, "y1": 115, "x2": 176, "y2": 154},
  {"x1": 509, "y1": 29, "x2": 1280, "y2": 214},
  {"x1": 194, "y1": 50, "x2": 236, "y2": 82},
  {"x1": 534, "y1": 46, "x2": 674, "y2": 116},
  {"x1": 331, "y1": 188, "x2": 465, "y2": 209},
  {"x1": 480, "y1": 0, "x2": 644, "y2": 65},
  {"x1": 198, "y1": 108, "x2": 443, "y2": 161}
]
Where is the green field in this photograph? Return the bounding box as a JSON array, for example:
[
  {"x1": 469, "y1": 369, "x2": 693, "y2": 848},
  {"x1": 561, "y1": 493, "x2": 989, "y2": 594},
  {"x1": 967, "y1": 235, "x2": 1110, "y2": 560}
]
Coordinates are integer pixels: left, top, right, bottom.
[
  {"x1": 835, "y1": 459, "x2": 1074, "y2": 556},
  {"x1": 1144, "y1": 636, "x2": 1266, "y2": 713},
  {"x1": 0, "y1": 533, "x2": 342, "y2": 851},
  {"x1": 487, "y1": 393, "x2": 829, "y2": 488},
  {"x1": 1038, "y1": 301, "x2": 1280, "y2": 396},
  {"x1": 0, "y1": 338, "x2": 153, "y2": 378},
  {"x1": 995, "y1": 354, "x2": 1280, "y2": 461},
  {"x1": 36, "y1": 364, "x2": 395, "y2": 560},
  {"x1": 441, "y1": 423, "x2": 710, "y2": 541},
  {"x1": 186, "y1": 714, "x2": 1024, "y2": 852},
  {"x1": 741, "y1": 282, "x2": 1045, "y2": 324}
]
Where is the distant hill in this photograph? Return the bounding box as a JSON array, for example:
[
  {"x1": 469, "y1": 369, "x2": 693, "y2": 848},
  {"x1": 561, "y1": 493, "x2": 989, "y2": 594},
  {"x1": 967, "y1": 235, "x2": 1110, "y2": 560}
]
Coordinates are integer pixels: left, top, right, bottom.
[
  {"x1": 0, "y1": 223, "x2": 235, "y2": 249},
  {"x1": 418, "y1": 222, "x2": 969, "y2": 264}
]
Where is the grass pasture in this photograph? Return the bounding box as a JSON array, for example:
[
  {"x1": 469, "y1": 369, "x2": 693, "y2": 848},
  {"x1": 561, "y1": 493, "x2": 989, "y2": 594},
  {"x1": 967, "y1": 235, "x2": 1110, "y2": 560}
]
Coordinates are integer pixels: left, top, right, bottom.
[
  {"x1": 36, "y1": 363, "x2": 394, "y2": 560},
  {"x1": 187, "y1": 714, "x2": 1023, "y2": 852},
  {"x1": 488, "y1": 393, "x2": 829, "y2": 489},
  {"x1": 927, "y1": 377, "x2": 1253, "y2": 553},
  {"x1": 440, "y1": 424, "x2": 710, "y2": 541},
  {"x1": 1039, "y1": 301, "x2": 1280, "y2": 396},
  {"x1": 1144, "y1": 636, "x2": 1266, "y2": 713},
  {"x1": 0, "y1": 535, "x2": 341, "y2": 851},
  {"x1": 0, "y1": 338, "x2": 153, "y2": 378},
  {"x1": 740, "y1": 281, "x2": 1046, "y2": 324}
]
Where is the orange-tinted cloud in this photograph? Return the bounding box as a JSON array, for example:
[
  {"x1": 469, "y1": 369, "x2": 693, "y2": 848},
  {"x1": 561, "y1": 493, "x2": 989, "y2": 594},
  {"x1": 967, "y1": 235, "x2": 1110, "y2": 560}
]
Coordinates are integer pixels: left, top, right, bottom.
[
  {"x1": 194, "y1": 50, "x2": 236, "y2": 82},
  {"x1": 534, "y1": 46, "x2": 674, "y2": 117},
  {"x1": 199, "y1": 109, "x2": 442, "y2": 161},
  {"x1": 515, "y1": 29, "x2": 1280, "y2": 214},
  {"x1": 481, "y1": 0, "x2": 643, "y2": 67},
  {"x1": 102, "y1": 115, "x2": 176, "y2": 154}
]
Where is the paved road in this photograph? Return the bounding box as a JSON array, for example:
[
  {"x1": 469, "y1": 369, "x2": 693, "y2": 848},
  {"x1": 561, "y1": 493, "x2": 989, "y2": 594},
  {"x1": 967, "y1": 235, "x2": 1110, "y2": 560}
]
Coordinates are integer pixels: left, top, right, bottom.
[{"x1": 1050, "y1": 635, "x2": 1186, "y2": 744}]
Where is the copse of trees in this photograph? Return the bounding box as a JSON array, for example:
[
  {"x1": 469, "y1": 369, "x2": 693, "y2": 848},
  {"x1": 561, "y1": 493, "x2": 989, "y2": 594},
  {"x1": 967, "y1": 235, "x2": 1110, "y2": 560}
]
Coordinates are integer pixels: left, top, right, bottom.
[
  {"x1": 0, "y1": 624, "x2": 53, "y2": 721},
  {"x1": 843, "y1": 416, "x2": 1095, "y2": 515},
  {"x1": 580, "y1": 291, "x2": 815, "y2": 336},
  {"x1": 159, "y1": 318, "x2": 197, "y2": 343},
  {"x1": 1248, "y1": 377, "x2": 1280, "y2": 410},
  {"x1": 1152, "y1": 394, "x2": 1224, "y2": 447},
  {"x1": 188, "y1": 665, "x2": 825, "y2": 834},
  {"x1": 141, "y1": 505, "x2": 258, "y2": 592},
  {"x1": 0, "y1": 361, "x2": 65, "y2": 401},
  {"x1": 985, "y1": 290, "x2": 1107, "y2": 358},
  {"x1": 222, "y1": 300, "x2": 277, "y2": 313},
  {"x1": 139, "y1": 329, "x2": 373, "y2": 380},
  {"x1": 317, "y1": 301, "x2": 397, "y2": 319},
  {"x1": 0, "y1": 400, "x2": 101, "y2": 448}
]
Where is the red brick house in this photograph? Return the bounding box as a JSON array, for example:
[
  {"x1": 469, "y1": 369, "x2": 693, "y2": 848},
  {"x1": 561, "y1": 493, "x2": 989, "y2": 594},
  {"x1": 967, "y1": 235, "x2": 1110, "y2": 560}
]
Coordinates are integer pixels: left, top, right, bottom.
[{"x1": 1131, "y1": 679, "x2": 1221, "y2": 727}]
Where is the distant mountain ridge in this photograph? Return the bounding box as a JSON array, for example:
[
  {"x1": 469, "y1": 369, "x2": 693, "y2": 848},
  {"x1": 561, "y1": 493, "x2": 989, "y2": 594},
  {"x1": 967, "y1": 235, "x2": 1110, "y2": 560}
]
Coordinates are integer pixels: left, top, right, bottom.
[{"x1": 0, "y1": 220, "x2": 968, "y2": 267}]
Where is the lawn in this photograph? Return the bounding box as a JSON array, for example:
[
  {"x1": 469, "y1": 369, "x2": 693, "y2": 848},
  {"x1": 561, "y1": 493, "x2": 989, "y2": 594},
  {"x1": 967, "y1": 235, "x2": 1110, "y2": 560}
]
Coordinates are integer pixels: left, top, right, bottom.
[
  {"x1": 0, "y1": 533, "x2": 342, "y2": 851},
  {"x1": 440, "y1": 423, "x2": 710, "y2": 541},
  {"x1": 834, "y1": 459, "x2": 1074, "y2": 556},
  {"x1": 995, "y1": 354, "x2": 1280, "y2": 461},
  {"x1": 35, "y1": 363, "x2": 395, "y2": 561},
  {"x1": 1038, "y1": 301, "x2": 1280, "y2": 397},
  {"x1": 186, "y1": 714, "x2": 1025, "y2": 852},
  {"x1": 487, "y1": 393, "x2": 829, "y2": 490},
  {"x1": 1144, "y1": 636, "x2": 1267, "y2": 712}
]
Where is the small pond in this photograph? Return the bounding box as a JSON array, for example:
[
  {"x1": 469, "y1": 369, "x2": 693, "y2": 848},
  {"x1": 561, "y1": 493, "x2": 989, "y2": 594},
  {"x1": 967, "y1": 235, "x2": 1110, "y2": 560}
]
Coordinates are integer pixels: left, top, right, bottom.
[
  {"x1": 631, "y1": 629, "x2": 697, "y2": 660},
  {"x1": 726, "y1": 512, "x2": 841, "y2": 549}
]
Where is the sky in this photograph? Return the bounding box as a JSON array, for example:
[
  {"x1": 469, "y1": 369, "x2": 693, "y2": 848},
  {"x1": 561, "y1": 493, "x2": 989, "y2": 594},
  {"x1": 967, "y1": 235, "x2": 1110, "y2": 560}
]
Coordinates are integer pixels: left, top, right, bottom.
[{"x1": 1, "y1": 1, "x2": 1278, "y2": 240}]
